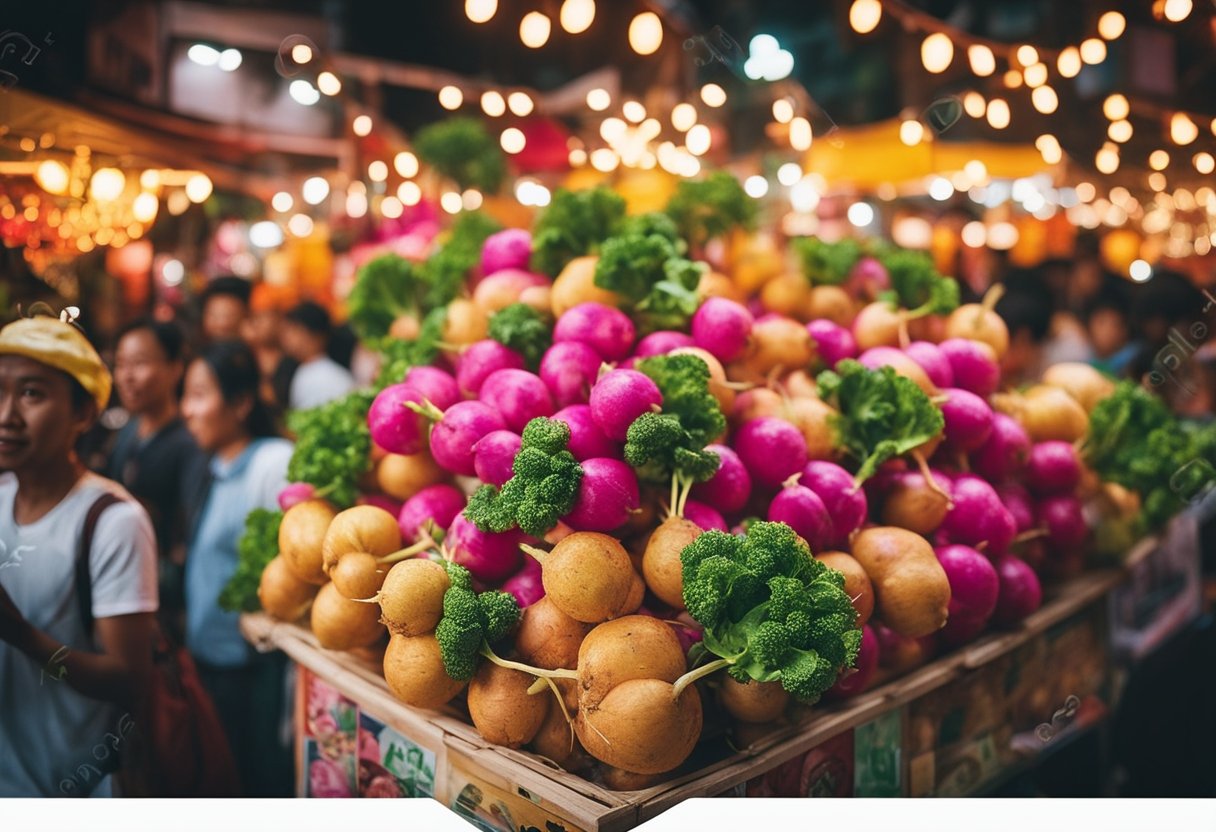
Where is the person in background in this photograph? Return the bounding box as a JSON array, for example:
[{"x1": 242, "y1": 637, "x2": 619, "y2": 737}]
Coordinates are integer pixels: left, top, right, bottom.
[
  {"x1": 241, "y1": 286, "x2": 297, "y2": 418},
  {"x1": 181, "y1": 339, "x2": 293, "y2": 796},
  {"x1": 105, "y1": 319, "x2": 201, "y2": 644},
  {"x1": 1083, "y1": 280, "x2": 1137, "y2": 377},
  {"x1": 995, "y1": 275, "x2": 1056, "y2": 386},
  {"x1": 0, "y1": 313, "x2": 157, "y2": 796},
  {"x1": 280, "y1": 301, "x2": 355, "y2": 411},
  {"x1": 199, "y1": 276, "x2": 252, "y2": 344}
]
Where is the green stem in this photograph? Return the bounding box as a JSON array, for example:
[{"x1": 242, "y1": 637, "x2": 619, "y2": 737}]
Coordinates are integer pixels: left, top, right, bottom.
[
  {"x1": 671, "y1": 657, "x2": 733, "y2": 701},
  {"x1": 480, "y1": 646, "x2": 577, "y2": 680},
  {"x1": 376, "y1": 536, "x2": 437, "y2": 566},
  {"x1": 519, "y1": 543, "x2": 549, "y2": 565},
  {"x1": 669, "y1": 473, "x2": 681, "y2": 520},
  {"x1": 404, "y1": 399, "x2": 445, "y2": 422}
]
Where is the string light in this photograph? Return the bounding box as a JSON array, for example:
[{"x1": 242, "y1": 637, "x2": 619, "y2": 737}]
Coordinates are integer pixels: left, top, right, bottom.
[
  {"x1": 590, "y1": 148, "x2": 619, "y2": 172},
  {"x1": 686, "y1": 124, "x2": 712, "y2": 156},
  {"x1": 398, "y1": 181, "x2": 422, "y2": 206},
  {"x1": 1098, "y1": 11, "x2": 1126, "y2": 40},
  {"x1": 271, "y1": 191, "x2": 293, "y2": 212},
  {"x1": 1057, "y1": 47, "x2": 1082, "y2": 78},
  {"x1": 920, "y1": 32, "x2": 954, "y2": 73},
  {"x1": 700, "y1": 83, "x2": 726, "y2": 107},
  {"x1": 772, "y1": 98, "x2": 794, "y2": 124},
  {"x1": 132, "y1": 193, "x2": 159, "y2": 223},
  {"x1": 1095, "y1": 143, "x2": 1120, "y2": 174},
  {"x1": 1023, "y1": 63, "x2": 1048, "y2": 87},
  {"x1": 622, "y1": 100, "x2": 646, "y2": 123},
  {"x1": 789, "y1": 117, "x2": 813, "y2": 150},
  {"x1": 1015, "y1": 45, "x2": 1039, "y2": 67},
  {"x1": 34, "y1": 160, "x2": 69, "y2": 195},
  {"x1": 961, "y1": 221, "x2": 987, "y2": 247},
  {"x1": 672, "y1": 103, "x2": 697, "y2": 131},
  {"x1": 1080, "y1": 38, "x2": 1107, "y2": 65},
  {"x1": 986, "y1": 98, "x2": 1010, "y2": 129},
  {"x1": 302, "y1": 176, "x2": 329, "y2": 205},
  {"x1": 559, "y1": 0, "x2": 595, "y2": 34},
  {"x1": 1108, "y1": 119, "x2": 1133, "y2": 143},
  {"x1": 1129, "y1": 259, "x2": 1152, "y2": 282},
  {"x1": 185, "y1": 174, "x2": 213, "y2": 203},
  {"x1": 743, "y1": 175, "x2": 769, "y2": 198},
  {"x1": 438, "y1": 86, "x2": 463, "y2": 110},
  {"x1": 465, "y1": 0, "x2": 497, "y2": 24},
  {"x1": 291, "y1": 44, "x2": 313, "y2": 64},
  {"x1": 1170, "y1": 112, "x2": 1198, "y2": 145},
  {"x1": 520, "y1": 12, "x2": 551, "y2": 48},
  {"x1": 346, "y1": 190, "x2": 368, "y2": 218},
  {"x1": 1163, "y1": 0, "x2": 1192, "y2": 23},
  {"x1": 441, "y1": 192, "x2": 463, "y2": 214},
  {"x1": 899, "y1": 119, "x2": 925, "y2": 146},
  {"x1": 777, "y1": 163, "x2": 802, "y2": 186},
  {"x1": 1149, "y1": 149, "x2": 1170, "y2": 170},
  {"x1": 481, "y1": 90, "x2": 506, "y2": 117},
  {"x1": 1102, "y1": 94, "x2": 1129, "y2": 121},
  {"x1": 1148, "y1": 172, "x2": 1167, "y2": 191},
  {"x1": 963, "y1": 91, "x2": 986, "y2": 118},
  {"x1": 507, "y1": 92, "x2": 534, "y2": 116},
  {"x1": 1036, "y1": 134, "x2": 1063, "y2": 165},
  {"x1": 381, "y1": 196, "x2": 404, "y2": 219},
  {"x1": 462, "y1": 189, "x2": 483, "y2": 210},
  {"x1": 848, "y1": 0, "x2": 882, "y2": 34},
  {"x1": 967, "y1": 44, "x2": 995, "y2": 76},
  {"x1": 368, "y1": 160, "x2": 388, "y2": 182},
  {"x1": 353, "y1": 115, "x2": 373, "y2": 136},
  {"x1": 500, "y1": 127, "x2": 526, "y2": 154},
  {"x1": 628, "y1": 12, "x2": 663, "y2": 56},
  {"x1": 586, "y1": 88, "x2": 610, "y2": 111},
  {"x1": 317, "y1": 72, "x2": 341, "y2": 96},
  {"x1": 1003, "y1": 69, "x2": 1023, "y2": 89},
  {"x1": 1031, "y1": 85, "x2": 1058, "y2": 114},
  {"x1": 1194, "y1": 152, "x2": 1215, "y2": 175}
]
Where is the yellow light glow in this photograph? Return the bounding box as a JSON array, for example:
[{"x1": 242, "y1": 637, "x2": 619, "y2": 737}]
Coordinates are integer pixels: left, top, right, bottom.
[
  {"x1": 271, "y1": 191, "x2": 293, "y2": 212},
  {"x1": 1036, "y1": 134, "x2": 1063, "y2": 165},
  {"x1": 1031, "y1": 85, "x2": 1058, "y2": 114},
  {"x1": 629, "y1": 12, "x2": 663, "y2": 55},
  {"x1": 500, "y1": 127, "x2": 526, "y2": 154},
  {"x1": 789, "y1": 117, "x2": 813, "y2": 151},
  {"x1": 394, "y1": 152, "x2": 419, "y2": 178},
  {"x1": 963, "y1": 91, "x2": 986, "y2": 118},
  {"x1": 1108, "y1": 119, "x2": 1133, "y2": 143},
  {"x1": 139, "y1": 169, "x2": 160, "y2": 190},
  {"x1": 398, "y1": 181, "x2": 421, "y2": 206},
  {"x1": 346, "y1": 190, "x2": 368, "y2": 218},
  {"x1": 622, "y1": 100, "x2": 646, "y2": 123},
  {"x1": 986, "y1": 98, "x2": 1011, "y2": 129},
  {"x1": 686, "y1": 124, "x2": 712, "y2": 156},
  {"x1": 508, "y1": 92, "x2": 534, "y2": 117},
  {"x1": 771, "y1": 98, "x2": 794, "y2": 124},
  {"x1": 89, "y1": 167, "x2": 125, "y2": 202},
  {"x1": 466, "y1": 0, "x2": 497, "y2": 24},
  {"x1": 438, "y1": 86, "x2": 463, "y2": 110},
  {"x1": 1057, "y1": 46, "x2": 1082, "y2": 78},
  {"x1": 700, "y1": 83, "x2": 726, "y2": 108},
  {"x1": 1149, "y1": 149, "x2": 1170, "y2": 170},
  {"x1": 288, "y1": 213, "x2": 313, "y2": 236},
  {"x1": 586, "y1": 88, "x2": 610, "y2": 111},
  {"x1": 317, "y1": 71, "x2": 341, "y2": 96},
  {"x1": 1023, "y1": 62, "x2": 1048, "y2": 87},
  {"x1": 1095, "y1": 145, "x2": 1120, "y2": 174},
  {"x1": 34, "y1": 160, "x2": 69, "y2": 195},
  {"x1": 520, "y1": 12, "x2": 551, "y2": 48},
  {"x1": 1163, "y1": 0, "x2": 1192, "y2": 22},
  {"x1": 353, "y1": 115, "x2": 373, "y2": 136},
  {"x1": 1080, "y1": 38, "x2": 1107, "y2": 65},
  {"x1": 964, "y1": 159, "x2": 987, "y2": 182},
  {"x1": 920, "y1": 32, "x2": 954, "y2": 74},
  {"x1": 481, "y1": 90, "x2": 506, "y2": 117},
  {"x1": 1003, "y1": 69, "x2": 1023, "y2": 88},
  {"x1": 291, "y1": 44, "x2": 312, "y2": 64},
  {"x1": 568, "y1": 148, "x2": 587, "y2": 166},
  {"x1": 899, "y1": 119, "x2": 925, "y2": 146},
  {"x1": 132, "y1": 192, "x2": 158, "y2": 223},
  {"x1": 849, "y1": 0, "x2": 882, "y2": 34},
  {"x1": 967, "y1": 44, "x2": 995, "y2": 76},
  {"x1": 1015, "y1": 44, "x2": 1038, "y2": 67},
  {"x1": 462, "y1": 189, "x2": 483, "y2": 210},
  {"x1": 368, "y1": 160, "x2": 388, "y2": 182},
  {"x1": 590, "y1": 148, "x2": 619, "y2": 172},
  {"x1": 440, "y1": 192, "x2": 463, "y2": 214},
  {"x1": 1194, "y1": 152, "x2": 1215, "y2": 175},
  {"x1": 1103, "y1": 94, "x2": 1129, "y2": 121},
  {"x1": 1098, "y1": 11, "x2": 1126, "y2": 40},
  {"x1": 381, "y1": 196, "x2": 403, "y2": 219},
  {"x1": 672, "y1": 103, "x2": 697, "y2": 131},
  {"x1": 1171, "y1": 112, "x2": 1198, "y2": 145},
  {"x1": 599, "y1": 117, "x2": 626, "y2": 142},
  {"x1": 1148, "y1": 172, "x2": 1167, "y2": 191},
  {"x1": 560, "y1": 0, "x2": 595, "y2": 34},
  {"x1": 961, "y1": 221, "x2": 987, "y2": 247},
  {"x1": 987, "y1": 221, "x2": 1019, "y2": 250}
]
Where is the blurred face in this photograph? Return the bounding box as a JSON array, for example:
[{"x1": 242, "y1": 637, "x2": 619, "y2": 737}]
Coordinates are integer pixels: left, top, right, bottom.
[
  {"x1": 1088, "y1": 309, "x2": 1128, "y2": 358},
  {"x1": 181, "y1": 359, "x2": 248, "y2": 452},
  {"x1": 202, "y1": 295, "x2": 246, "y2": 342},
  {"x1": 0, "y1": 356, "x2": 92, "y2": 473},
  {"x1": 280, "y1": 321, "x2": 319, "y2": 362},
  {"x1": 243, "y1": 310, "x2": 282, "y2": 350},
  {"x1": 114, "y1": 329, "x2": 181, "y2": 415}
]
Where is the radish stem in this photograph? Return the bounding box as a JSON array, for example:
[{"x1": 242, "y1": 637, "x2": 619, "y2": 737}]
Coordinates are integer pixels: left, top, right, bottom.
[
  {"x1": 910, "y1": 450, "x2": 953, "y2": 507},
  {"x1": 978, "y1": 284, "x2": 1005, "y2": 324},
  {"x1": 480, "y1": 647, "x2": 577, "y2": 680},
  {"x1": 671, "y1": 657, "x2": 733, "y2": 701},
  {"x1": 376, "y1": 533, "x2": 438, "y2": 565},
  {"x1": 897, "y1": 311, "x2": 911, "y2": 350},
  {"x1": 519, "y1": 543, "x2": 549, "y2": 565},
  {"x1": 404, "y1": 399, "x2": 445, "y2": 422}
]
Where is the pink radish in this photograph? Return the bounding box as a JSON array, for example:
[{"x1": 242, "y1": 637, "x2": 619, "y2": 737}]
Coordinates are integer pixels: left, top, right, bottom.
[
  {"x1": 997, "y1": 483, "x2": 1035, "y2": 533},
  {"x1": 935, "y1": 544, "x2": 999, "y2": 644},
  {"x1": 734, "y1": 417, "x2": 808, "y2": 489},
  {"x1": 447, "y1": 512, "x2": 523, "y2": 584},
  {"x1": 589, "y1": 369, "x2": 663, "y2": 441},
  {"x1": 551, "y1": 404, "x2": 620, "y2": 461},
  {"x1": 480, "y1": 228, "x2": 532, "y2": 276},
  {"x1": 939, "y1": 387, "x2": 994, "y2": 452},
  {"x1": 800, "y1": 460, "x2": 868, "y2": 549},
  {"x1": 501, "y1": 554, "x2": 544, "y2": 608},
  {"x1": 427, "y1": 401, "x2": 507, "y2": 476},
  {"x1": 690, "y1": 444, "x2": 752, "y2": 515},
  {"x1": 806, "y1": 319, "x2": 858, "y2": 369},
  {"x1": 278, "y1": 482, "x2": 316, "y2": 511},
  {"x1": 992, "y1": 554, "x2": 1042, "y2": 626},
  {"x1": 635, "y1": 330, "x2": 695, "y2": 358},
  {"x1": 938, "y1": 338, "x2": 1000, "y2": 398},
  {"x1": 398, "y1": 484, "x2": 466, "y2": 542},
  {"x1": 970, "y1": 413, "x2": 1031, "y2": 482},
  {"x1": 369, "y1": 383, "x2": 427, "y2": 455},
  {"x1": 356, "y1": 494, "x2": 403, "y2": 517},
  {"x1": 562, "y1": 457, "x2": 641, "y2": 532},
  {"x1": 539, "y1": 341, "x2": 602, "y2": 408},
  {"x1": 847, "y1": 256, "x2": 890, "y2": 299},
  {"x1": 1035, "y1": 494, "x2": 1088, "y2": 549},
  {"x1": 402, "y1": 366, "x2": 462, "y2": 411},
  {"x1": 682, "y1": 499, "x2": 728, "y2": 532},
  {"x1": 1025, "y1": 441, "x2": 1081, "y2": 495},
  {"x1": 457, "y1": 340, "x2": 526, "y2": 397},
  {"x1": 905, "y1": 341, "x2": 955, "y2": 390},
  {"x1": 479, "y1": 368, "x2": 555, "y2": 432},
  {"x1": 942, "y1": 474, "x2": 1017, "y2": 553},
  {"x1": 472, "y1": 430, "x2": 523, "y2": 487},
  {"x1": 691, "y1": 297, "x2": 754, "y2": 363},
  {"x1": 553, "y1": 302, "x2": 636, "y2": 361},
  {"x1": 767, "y1": 480, "x2": 833, "y2": 552}
]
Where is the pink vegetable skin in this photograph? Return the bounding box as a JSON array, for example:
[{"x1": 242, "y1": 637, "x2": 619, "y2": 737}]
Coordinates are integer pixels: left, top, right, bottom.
[
  {"x1": 403, "y1": 366, "x2": 461, "y2": 411},
  {"x1": 634, "y1": 330, "x2": 695, "y2": 358},
  {"x1": 553, "y1": 302, "x2": 636, "y2": 361},
  {"x1": 939, "y1": 387, "x2": 994, "y2": 452},
  {"x1": 429, "y1": 401, "x2": 507, "y2": 476},
  {"x1": 806, "y1": 319, "x2": 858, "y2": 369},
  {"x1": 446, "y1": 512, "x2": 523, "y2": 583},
  {"x1": 682, "y1": 499, "x2": 728, "y2": 532},
  {"x1": 935, "y1": 544, "x2": 999, "y2": 644},
  {"x1": 1035, "y1": 494, "x2": 1088, "y2": 549},
  {"x1": 970, "y1": 413, "x2": 1031, "y2": 481},
  {"x1": 480, "y1": 228, "x2": 532, "y2": 276},
  {"x1": 997, "y1": 483, "x2": 1036, "y2": 533},
  {"x1": 767, "y1": 483, "x2": 833, "y2": 553},
  {"x1": 562, "y1": 457, "x2": 640, "y2": 532},
  {"x1": 501, "y1": 555, "x2": 544, "y2": 607},
  {"x1": 589, "y1": 369, "x2": 663, "y2": 441},
  {"x1": 942, "y1": 474, "x2": 1016, "y2": 552},
  {"x1": 368, "y1": 383, "x2": 426, "y2": 455},
  {"x1": 397, "y1": 484, "x2": 466, "y2": 542},
  {"x1": 905, "y1": 341, "x2": 955, "y2": 390},
  {"x1": 826, "y1": 625, "x2": 878, "y2": 699},
  {"x1": 800, "y1": 461, "x2": 868, "y2": 549},
  {"x1": 551, "y1": 404, "x2": 620, "y2": 461},
  {"x1": 847, "y1": 255, "x2": 890, "y2": 299},
  {"x1": 991, "y1": 554, "x2": 1042, "y2": 626},
  {"x1": 734, "y1": 417, "x2": 808, "y2": 489},
  {"x1": 278, "y1": 482, "x2": 316, "y2": 511},
  {"x1": 938, "y1": 338, "x2": 1000, "y2": 398},
  {"x1": 479, "y1": 368, "x2": 555, "y2": 432},
  {"x1": 472, "y1": 430, "x2": 523, "y2": 487},
  {"x1": 457, "y1": 340, "x2": 526, "y2": 397},
  {"x1": 691, "y1": 297, "x2": 754, "y2": 363},
  {"x1": 539, "y1": 341, "x2": 602, "y2": 408},
  {"x1": 1025, "y1": 441, "x2": 1081, "y2": 495},
  {"x1": 690, "y1": 444, "x2": 752, "y2": 515}
]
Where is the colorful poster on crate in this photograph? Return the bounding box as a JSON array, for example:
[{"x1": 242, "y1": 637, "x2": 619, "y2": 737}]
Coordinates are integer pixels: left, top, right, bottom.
[
  {"x1": 357, "y1": 712, "x2": 436, "y2": 798},
  {"x1": 303, "y1": 672, "x2": 359, "y2": 797},
  {"x1": 854, "y1": 709, "x2": 902, "y2": 797},
  {"x1": 744, "y1": 730, "x2": 854, "y2": 797},
  {"x1": 447, "y1": 764, "x2": 584, "y2": 832}
]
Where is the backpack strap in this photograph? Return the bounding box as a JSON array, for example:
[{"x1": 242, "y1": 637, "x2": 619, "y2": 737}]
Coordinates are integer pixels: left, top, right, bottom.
[{"x1": 75, "y1": 492, "x2": 126, "y2": 638}]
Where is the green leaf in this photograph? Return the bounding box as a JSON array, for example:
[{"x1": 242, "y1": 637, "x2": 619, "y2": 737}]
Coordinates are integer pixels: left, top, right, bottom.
[
  {"x1": 219, "y1": 508, "x2": 284, "y2": 612},
  {"x1": 414, "y1": 118, "x2": 506, "y2": 192}
]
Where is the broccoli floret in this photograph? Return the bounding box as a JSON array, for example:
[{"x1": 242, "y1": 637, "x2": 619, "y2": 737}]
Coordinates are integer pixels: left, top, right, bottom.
[
  {"x1": 488, "y1": 303, "x2": 552, "y2": 369},
  {"x1": 434, "y1": 576, "x2": 523, "y2": 682},
  {"x1": 463, "y1": 417, "x2": 583, "y2": 538},
  {"x1": 675, "y1": 521, "x2": 862, "y2": 704},
  {"x1": 637, "y1": 354, "x2": 725, "y2": 447}
]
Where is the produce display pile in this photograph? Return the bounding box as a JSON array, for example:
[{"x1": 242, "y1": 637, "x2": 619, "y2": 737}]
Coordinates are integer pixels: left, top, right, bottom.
[{"x1": 228, "y1": 175, "x2": 1213, "y2": 787}]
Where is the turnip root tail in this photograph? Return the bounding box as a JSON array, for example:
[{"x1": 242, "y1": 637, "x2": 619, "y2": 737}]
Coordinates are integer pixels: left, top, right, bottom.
[
  {"x1": 519, "y1": 542, "x2": 550, "y2": 564},
  {"x1": 479, "y1": 646, "x2": 578, "y2": 680},
  {"x1": 910, "y1": 450, "x2": 953, "y2": 508},
  {"x1": 404, "y1": 399, "x2": 445, "y2": 422},
  {"x1": 978, "y1": 284, "x2": 1005, "y2": 324},
  {"x1": 377, "y1": 532, "x2": 438, "y2": 566},
  {"x1": 1013, "y1": 528, "x2": 1049, "y2": 545},
  {"x1": 670, "y1": 657, "x2": 733, "y2": 701}
]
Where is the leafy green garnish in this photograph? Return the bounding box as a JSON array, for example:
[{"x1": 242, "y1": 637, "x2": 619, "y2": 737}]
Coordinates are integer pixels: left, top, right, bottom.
[
  {"x1": 876, "y1": 249, "x2": 959, "y2": 318},
  {"x1": 594, "y1": 232, "x2": 706, "y2": 334},
  {"x1": 347, "y1": 254, "x2": 426, "y2": 347},
  {"x1": 374, "y1": 307, "x2": 448, "y2": 389},
  {"x1": 219, "y1": 508, "x2": 284, "y2": 613},
  {"x1": 286, "y1": 389, "x2": 376, "y2": 508},
  {"x1": 414, "y1": 117, "x2": 506, "y2": 193},
  {"x1": 664, "y1": 171, "x2": 757, "y2": 250},
  {"x1": 421, "y1": 211, "x2": 501, "y2": 309},
  {"x1": 488, "y1": 303, "x2": 552, "y2": 369},
  {"x1": 530, "y1": 186, "x2": 627, "y2": 277},
  {"x1": 792, "y1": 237, "x2": 862, "y2": 286}
]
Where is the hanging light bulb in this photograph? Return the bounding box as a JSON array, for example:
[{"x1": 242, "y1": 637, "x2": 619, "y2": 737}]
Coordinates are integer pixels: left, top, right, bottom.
[
  {"x1": 672, "y1": 103, "x2": 697, "y2": 131},
  {"x1": 1194, "y1": 152, "x2": 1215, "y2": 175},
  {"x1": 586, "y1": 88, "x2": 611, "y2": 111},
  {"x1": 507, "y1": 92, "x2": 534, "y2": 116},
  {"x1": 132, "y1": 192, "x2": 159, "y2": 223},
  {"x1": 700, "y1": 83, "x2": 726, "y2": 107},
  {"x1": 963, "y1": 91, "x2": 986, "y2": 118},
  {"x1": 628, "y1": 12, "x2": 663, "y2": 56},
  {"x1": 439, "y1": 86, "x2": 463, "y2": 110},
  {"x1": 1015, "y1": 45, "x2": 1039, "y2": 67},
  {"x1": 986, "y1": 98, "x2": 1011, "y2": 129},
  {"x1": 1103, "y1": 94, "x2": 1129, "y2": 121},
  {"x1": 1163, "y1": 0, "x2": 1192, "y2": 23},
  {"x1": 772, "y1": 98, "x2": 794, "y2": 124},
  {"x1": 1023, "y1": 63, "x2": 1048, "y2": 87},
  {"x1": 481, "y1": 90, "x2": 506, "y2": 117},
  {"x1": 1095, "y1": 144, "x2": 1120, "y2": 174},
  {"x1": 353, "y1": 115, "x2": 373, "y2": 136},
  {"x1": 1108, "y1": 119, "x2": 1133, "y2": 143},
  {"x1": 920, "y1": 32, "x2": 954, "y2": 73},
  {"x1": 34, "y1": 160, "x2": 70, "y2": 195},
  {"x1": 1080, "y1": 38, "x2": 1107, "y2": 64},
  {"x1": 899, "y1": 119, "x2": 925, "y2": 146},
  {"x1": 559, "y1": 0, "x2": 595, "y2": 34},
  {"x1": 185, "y1": 173, "x2": 213, "y2": 203},
  {"x1": 622, "y1": 100, "x2": 646, "y2": 123},
  {"x1": 520, "y1": 12, "x2": 551, "y2": 48},
  {"x1": 1036, "y1": 134, "x2": 1063, "y2": 165},
  {"x1": 789, "y1": 117, "x2": 813, "y2": 151},
  {"x1": 1149, "y1": 149, "x2": 1170, "y2": 170},
  {"x1": 368, "y1": 160, "x2": 388, "y2": 182},
  {"x1": 1171, "y1": 112, "x2": 1199, "y2": 145},
  {"x1": 89, "y1": 167, "x2": 126, "y2": 202},
  {"x1": 686, "y1": 124, "x2": 712, "y2": 156},
  {"x1": 1098, "y1": 11, "x2": 1126, "y2": 40},
  {"x1": 1057, "y1": 47, "x2": 1082, "y2": 78},
  {"x1": 500, "y1": 127, "x2": 526, "y2": 154},
  {"x1": 967, "y1": 44, "x2": 995, "y2": 76},
  {"x1": 849, "y1": 0, "x2": 882, "y2": 34},
  {"x1": 465, "y1": 0, "x2": 497, "y2": 23},
  {"x1": 1031, "y1": 85, "x2": 1058, "y2": 114}
]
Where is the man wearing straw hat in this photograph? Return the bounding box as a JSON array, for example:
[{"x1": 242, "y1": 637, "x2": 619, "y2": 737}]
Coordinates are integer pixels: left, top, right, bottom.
[{"x1": 0, "y1": 311, "x2": 158, "y2": 796}]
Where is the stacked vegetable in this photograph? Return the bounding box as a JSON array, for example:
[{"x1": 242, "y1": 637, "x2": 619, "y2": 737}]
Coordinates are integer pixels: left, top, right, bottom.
[{"x1": 235, "y1": 178, "x2": 1209, "y2": 787}]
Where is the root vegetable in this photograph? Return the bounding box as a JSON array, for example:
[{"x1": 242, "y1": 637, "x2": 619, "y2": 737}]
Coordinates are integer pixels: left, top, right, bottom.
[
  {"x1": 376, "y1": 450, "x2": 447, "y2": 501},
  {"x1": 642, "y1": 516, "x2": 702, "y2": 609},
  {"x1": 1025, "y1": 441, "x2": 1082, "y2": 495},
  {"x1": 501, "y1": 554, "x2": 544, "y2": 608},
  {"x1": 551, "y1": 256, "x2": 624, "y2": 317},
  {"x1": 443, "y1": 298, "x2": 489, "y2": 347},
  {"x1": 457, "y1": 340, "x2": 526, "y2": 397},
  {"x1": 529, "y1": 700, "x2": 584, "y2": 770},
  {"x1": 747, "y1": 316, "x2": 815, "y2": 375},
  {"x1": 1041, "y1": 362, "x2": 1115, "y2": 413},
  {"x1": 540, "y1": 341, "x2": 603, "y2": 408},
  {"x1": 807, "y1": 285, "x2": 855, "y2": 327},
  {"x1": 732, "y1": 387, "x2": 783, "y2": 424},
  {"x1": 904, "y1": 341, "x2": 955, "y2": 389},
  {"x1": 734, "y1": 417, "x2": 809, "y2": 488},
  {"x1": 562, "y1": 457, "x2": 640, "y2": 533},
  {"x1": 479, "y1": 368, "x2": 556, "y2": 432},
  {"x1": 992, "y1": 554, "x2": 1043, "y2": 626},
  {"x1": 801, "y1": 461, "x2": 868, "y2": 549},
  {"x1": 815, "y1": 551, "x2": 875, "y2": 626},
  {"x1": 690, "y1": 444, "x2": 751, "y2": 514},
  {"x1": 378, "y1": 558, "x2": 451, "y2": 637},
  {"x1": 311, "y1": 582, "x2": 385, "y2": 650},
  {"x1": 515, "y1": 596, "x2": 593, "y2": 670},
  {"x1": 532, "y1": 532, "x2": 635, "y2": 623},
  {"x1": 257, "y1": 555, "x2": 318, "y2": 621},
  {"x1": 784, "y1": 396, "x2": 840, "y2": 462},
  {"x1": 939, "y1": 338, "x2": 1000, "y2": 399},
  {"x1": 825, "y1": 624, "x2": 878, "y2": 699},
  {"x1": 691, "y1": 297, "x2": 754, "y2": 363},
  {"x1": 368, "y1": 383, "x2": 427, "y2": 456},
  {"x1": 398, "y1": 484, "x2": 469, "y2": 543},
  {"x1": 1014, "y1": 386, "x2": 1089, "y2": 443},
  {"x1": 857, "y1": 347, "x2": 937, "y2": 397},
  {"x1": 879, "y1": 471, "x2": 951, "y2": 536},
  {"x1": 468, "y1": 662, "x2": 550, "y2": 748},
  {"x1": 719, "y1": 677, "x2": 789, "y2": 724},
  {"x1": 669, "y1": 346, "x2": 736, "y2": 416},
  {"x1": 634, "y1": 330, "x2": 696, "y2": 358},
  {"x1": 589, "y1": 369, "x2": 663, "y2": 442},
  {"x1": 767, "y1": 480, "x2": 832, "y2": 553},
  {"x1": 970, "y1": 413, "x2": 1031, "y2": 482},
  {"x1": 681, "y1": 500, "x2": 727, "y2": 532},
  {"x1": 554, "y1": 302, "x2": 636, "y2": 362},
  {"x1": 851, "y1": 527, "x2": 950, "y2": 638},
  {"x1": 944, "y1": 286, "x2": 1010, "y2": 359},
  {"x1": 760, "y1": 273, "x2": 811, "y2": 320},
  {"x1": 426, "y1": 401, "x2": 508, "y2": 477},
  {"x1": 852, "y1": 302, "x2": 903, "y2": 351},
  {"x1": 473, "y1": 268, "x2": 547, "y2": 314},
  {"x1": 331, "y1": 551, "x2": 389, "y2": 599},
  {"x1": 935, "y1": 544, "x2": 999, "y2": 642},
  {"x1": 280, "y1": 499, "x2": 338, "y2": 585},
  {"x1": 447, "y1": 512, "x2": 523, "y2": 583},
  {"x1": 383, "y1": 632, "x2": 467, "y2": 709},
  {"x1": 403, "y1": 367, "x2": 462, "y2": 412},
  {"x1": 940, "y1": 387, "x2": 994, "y2": 452},
  {"x1": 551, "y1": 405, "x2": 620, "y2": 461},
  {"x1": 321, "y1": 505, "x2": 403, "y2": 575},
  {"x1": 806, "y1": 319, "x2": 858, "y2": 369},
  {"x1": 575, "y1": 679, "x2": 702, "y2": 775}
]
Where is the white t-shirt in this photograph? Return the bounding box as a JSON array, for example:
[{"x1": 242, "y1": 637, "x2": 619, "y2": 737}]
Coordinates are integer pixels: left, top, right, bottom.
[
  {"x1": 288, "y1": 356, "x2": 355, "y2": 411},
  {"x1": 0, "y1": 472, "x2": 158, "y2": 797}
]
